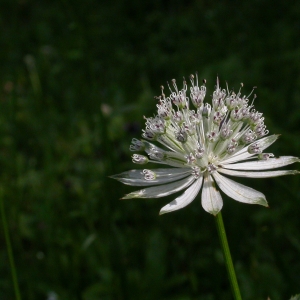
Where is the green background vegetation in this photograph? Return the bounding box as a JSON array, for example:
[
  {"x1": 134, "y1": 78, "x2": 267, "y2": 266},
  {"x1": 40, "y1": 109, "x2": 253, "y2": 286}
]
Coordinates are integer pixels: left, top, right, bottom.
[{"x1": 0, "y1": 0, "x2": 300, "y2": 299}]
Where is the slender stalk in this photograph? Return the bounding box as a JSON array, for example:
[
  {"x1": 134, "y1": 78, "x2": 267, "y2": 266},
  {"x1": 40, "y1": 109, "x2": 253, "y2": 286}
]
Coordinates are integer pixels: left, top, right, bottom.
[
  {"x1": 0, "y1": 188, "x2": 22, "y2": 300},
  {"x1": 215, "y1": 211, "x2": 242, "y2": 300}
]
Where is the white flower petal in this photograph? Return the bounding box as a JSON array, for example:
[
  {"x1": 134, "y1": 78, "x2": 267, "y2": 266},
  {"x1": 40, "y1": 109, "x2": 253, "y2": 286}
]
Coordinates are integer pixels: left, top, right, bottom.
[
  {"x1": 221, "y1": 134, "x2": 279, "y2": 164},
  {"x1": 218, "y1": 168, "x2": 300, "y2": 178},
  {"x1": 159, "y1": 176, "x2": 203, "y2": 214},
  {"x1": 122, "y1": 175, "x2": 196, "y2": 199},
  {"x1": 212, "y1": 172, "x2": 268, "y2": 207},
  {"x1": 110, "y1": 168, "x2": 191, "y2": 186},
  {"x1": 222, "y1": 156, "x2": 300, "y2": 170},
  {"x1": 201, "y1": 174, "x2": 223, "y2": 216}
]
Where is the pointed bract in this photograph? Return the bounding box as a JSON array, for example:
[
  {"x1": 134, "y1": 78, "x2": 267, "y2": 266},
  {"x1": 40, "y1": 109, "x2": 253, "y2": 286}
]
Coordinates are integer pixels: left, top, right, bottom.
[
  {"x1": 122, "y1": 175, "x2": 195, "y2": 199},
  {"x1": 218, "y1": 168, "x2": 300, "y2": 178},
  {"x1": 212, "y1": 172, "x2": 268, "y2": 207},
  {"x1": 159, "y1": 177, "x2": 203, "y2": 214},
  {"x1": 201, "y1": 174, "x2": 223, "y2": 215},
  {"x1": 223, "y1": 156, "x2": 300, "y2": 170}
]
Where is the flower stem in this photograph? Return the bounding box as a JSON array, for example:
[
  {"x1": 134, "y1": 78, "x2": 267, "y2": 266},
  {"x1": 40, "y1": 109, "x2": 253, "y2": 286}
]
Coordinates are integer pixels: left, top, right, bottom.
[
  {"x1": 215, "y1": 211, "x2": 242, "y2": 300},
  {"x1": 0, "y1": 187, "x2": 22, "y2": 300}
]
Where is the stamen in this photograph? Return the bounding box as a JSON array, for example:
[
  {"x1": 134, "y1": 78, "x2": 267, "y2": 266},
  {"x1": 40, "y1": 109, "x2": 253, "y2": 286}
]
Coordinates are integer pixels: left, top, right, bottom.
[
  {"x1": 202, "y1": 103, "x2": 211, "y2": 117},
  {"x1": 182, "y1": 77, "x2": 187, "y2": 91},
  {"x1": 195, "y1": 71, "x2": 199, "y2": 86},
  {"x1": 240, "y1": 130, "x2": 257, "y2": 144},
  {"x1": 192, "y1": 166, "x2": 201, "y2": 178},
  {"x1": 171, "y1": 79, "x2": 179, "y2": 94},
  {"x1": 132, "y1": 154, "x2": 149, "y2": 164},
  {"x1": 249, "y1": 92, "x2": 257, "y2": 107},
  {"x1": 148, "y1": 147, "x2": 166, "y2": 161},
  {"x1": 207, "y1": 163, "x2": 217, "y2": 174},
  {"x1": 129, "y1": 138, "x2": 145, "y2": 151},
  {"x1": 206, "y1": 131, "x2": 219, "y2": 143},
  {"x1": 175, "y1": 129, "x2": 188, "y2": 143},
  {"x1": 258, "y1": 153, "x2": 274, "y2": 160},
  {"x1": 248, "y1": 143, "x2": 262, "y2": 154},
  {"x1": 227, "y1": 139, "x2": 238, "y2": 154},
  {"x1": 166, "y1": 81, "x2": 172, "y2": 93},
  {"x1": 216, "y1": 76, "x2": 220, "y2": 90},
  {"x1": 142, "y1": 129, "x2": 156, "y2": 141},
  {"x1": 186, "y1": 153, "x2": 196, "y2": 165},
  {"x1": 220, "y1": 124, "x2": 233, "y2": 140},
  {"x1": 247, "y1": 86, "x2": 257, "y2": 99},
  {"x1": 160, "y1": 85, "x2": 165, "y2": 98},
  {"x1": 194, "y1": 144, "x2": 205, "y2": 158},
  {"x1": 142, "y1": 169, "x2": 156, "y2": 181},
  {"x1": 237, "y1": 82, "x2": 243, "y2": 95},
  {"x1": 225, "y1": 81, "x2": 230, "y2": 94}
]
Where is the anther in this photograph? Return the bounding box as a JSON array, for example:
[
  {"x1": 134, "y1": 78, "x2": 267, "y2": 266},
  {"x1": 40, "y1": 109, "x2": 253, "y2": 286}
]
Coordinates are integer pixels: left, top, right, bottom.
[{"x1": 143, "y1": 169, "x2": 156, "y2": 181}]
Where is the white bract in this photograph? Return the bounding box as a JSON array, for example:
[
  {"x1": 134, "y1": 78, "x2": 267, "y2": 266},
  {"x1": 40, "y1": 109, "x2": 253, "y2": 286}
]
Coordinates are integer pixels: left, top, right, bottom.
[{"x1": 111, "y1": 74, "x2": 300, "y2": 215}]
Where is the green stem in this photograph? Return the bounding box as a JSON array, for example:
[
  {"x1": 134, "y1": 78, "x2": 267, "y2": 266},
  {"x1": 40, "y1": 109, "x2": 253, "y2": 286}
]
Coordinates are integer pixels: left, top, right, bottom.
[
  {"x1": 215, "y1": 211, "x2": 242, "y2": 300},
  {"x1": 0, "y1": 188, "x2": 22, "y2": 300}
]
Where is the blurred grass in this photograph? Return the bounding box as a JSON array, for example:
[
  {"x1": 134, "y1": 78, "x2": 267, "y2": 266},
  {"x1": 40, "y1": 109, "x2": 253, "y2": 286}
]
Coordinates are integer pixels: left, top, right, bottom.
[{"x1": 0, "y1": 0, "x2": 300, "y2": 299}]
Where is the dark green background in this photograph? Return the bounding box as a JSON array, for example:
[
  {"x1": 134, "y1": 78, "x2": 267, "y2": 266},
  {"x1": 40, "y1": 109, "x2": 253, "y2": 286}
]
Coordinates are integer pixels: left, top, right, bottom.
[{"x1": 0, "y1": 0, "x2": 300, "y2": 299}]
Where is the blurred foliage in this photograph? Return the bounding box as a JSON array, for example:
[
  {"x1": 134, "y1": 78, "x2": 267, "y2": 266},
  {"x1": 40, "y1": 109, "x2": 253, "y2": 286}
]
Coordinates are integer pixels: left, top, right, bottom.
[{"x1": 0, "y1": 0, "x2": 300, "y2": 299}]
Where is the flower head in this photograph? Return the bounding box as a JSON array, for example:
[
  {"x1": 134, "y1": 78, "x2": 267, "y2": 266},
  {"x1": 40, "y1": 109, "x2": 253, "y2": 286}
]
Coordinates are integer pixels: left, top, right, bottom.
[{"x1": 111, "y1": 74, "x2": 300, "y2": 215}]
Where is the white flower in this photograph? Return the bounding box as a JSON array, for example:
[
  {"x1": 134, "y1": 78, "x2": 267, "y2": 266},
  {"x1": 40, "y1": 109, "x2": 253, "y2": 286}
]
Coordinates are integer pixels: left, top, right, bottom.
[{"x1": 111, "y1": 74, "x2": 300, "y2": 215}]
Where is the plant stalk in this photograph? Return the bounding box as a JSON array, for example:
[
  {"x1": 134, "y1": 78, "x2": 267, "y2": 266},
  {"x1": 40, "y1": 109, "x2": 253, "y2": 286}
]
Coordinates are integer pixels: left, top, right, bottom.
[
  {"x1": 215, "y1": 211, "x2": 242, "y2": 300},
  {"x1": 0, "y1": 188, "x2": 22, "y2": 300}
]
